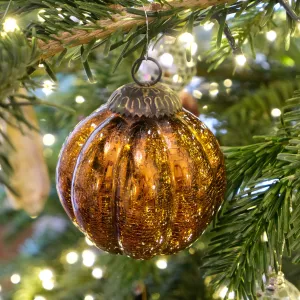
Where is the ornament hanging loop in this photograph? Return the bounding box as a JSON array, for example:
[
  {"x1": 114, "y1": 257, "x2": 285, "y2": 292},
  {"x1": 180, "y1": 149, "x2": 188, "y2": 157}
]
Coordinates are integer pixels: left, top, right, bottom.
[
  {"x1": 131, "y1": 57, "x2": 162, "y2": 87},
  {"x1": 141, "y1": 2, "x2": 150, "y2": 60}
]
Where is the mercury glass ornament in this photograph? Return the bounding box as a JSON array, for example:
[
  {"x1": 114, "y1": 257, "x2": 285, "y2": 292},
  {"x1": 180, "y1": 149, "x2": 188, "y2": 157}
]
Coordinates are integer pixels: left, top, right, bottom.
[
  {"x1": 56, "y1": 66, "x2": 225, "y2": 259},
  {"x1": 257, "y1": 272, "x2": 300, "y2": 300}
]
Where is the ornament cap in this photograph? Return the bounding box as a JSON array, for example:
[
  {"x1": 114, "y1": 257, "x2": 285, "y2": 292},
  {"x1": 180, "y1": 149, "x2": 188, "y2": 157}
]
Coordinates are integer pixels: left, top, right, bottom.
[{"x1": 107, "y1": 82, "x2": 182, "y2": 118}]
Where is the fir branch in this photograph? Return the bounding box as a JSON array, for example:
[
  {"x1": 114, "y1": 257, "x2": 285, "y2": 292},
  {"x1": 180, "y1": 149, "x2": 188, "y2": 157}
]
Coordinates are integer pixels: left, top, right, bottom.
[
  {"x1": 203, "y1": 82, "x2": 300, "y2": 298},
  {"x1": 35, "y1": 0, "x2": 237, "y2": 59}
]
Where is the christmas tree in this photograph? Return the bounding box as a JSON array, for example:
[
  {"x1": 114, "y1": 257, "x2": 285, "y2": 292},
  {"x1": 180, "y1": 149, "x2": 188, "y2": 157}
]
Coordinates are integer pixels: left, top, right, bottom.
[{"x1": 0, "y1": 1, "x2": 300, "y2": 299}]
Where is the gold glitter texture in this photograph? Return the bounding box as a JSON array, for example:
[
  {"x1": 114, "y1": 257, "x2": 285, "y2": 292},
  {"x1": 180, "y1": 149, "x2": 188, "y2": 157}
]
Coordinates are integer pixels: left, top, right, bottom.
[{"x1": 57, "y1": 89, "x2": 226, "y2": 259}]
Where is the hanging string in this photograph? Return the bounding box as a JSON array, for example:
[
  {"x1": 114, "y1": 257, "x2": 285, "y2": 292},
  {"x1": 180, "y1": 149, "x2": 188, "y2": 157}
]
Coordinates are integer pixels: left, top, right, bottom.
[{"x1": 141, "y1": 3, "x2": 150, "y2": 60}]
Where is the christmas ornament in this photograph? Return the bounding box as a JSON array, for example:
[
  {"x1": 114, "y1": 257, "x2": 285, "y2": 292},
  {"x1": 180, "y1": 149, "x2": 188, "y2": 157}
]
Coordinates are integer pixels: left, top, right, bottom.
[
  {"x1": 257, "y1": 272, "x2": 300, "y2": 300},
  {"x1": 5, "y1": 95, "x2": 50, "y2": 217},
  {"x1": 56, "y1": 58, "x2": 226, "y2": 259}
]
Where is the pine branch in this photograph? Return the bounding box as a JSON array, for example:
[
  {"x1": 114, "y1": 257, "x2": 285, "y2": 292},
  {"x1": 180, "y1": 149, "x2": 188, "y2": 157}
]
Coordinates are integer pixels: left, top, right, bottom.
[
  {"x1": 36, "y1": 0, "x2": 236, "y2": 59},
  {"x1": 203, "y1": 82, "x2": 300, "y2": 298}
]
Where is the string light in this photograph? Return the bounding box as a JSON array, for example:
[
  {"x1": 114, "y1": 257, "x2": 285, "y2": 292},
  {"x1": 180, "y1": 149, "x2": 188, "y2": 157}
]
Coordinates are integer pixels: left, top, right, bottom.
[
  {"x1": 66, "y1": 251, "x2": 79, "y2": 264},
  {"x1": 39, "y1": 269, "x2": 53, "y2": 282},
  {"x1": 219, "y1": 287, "x2": 228, "y2": 298},
  {"x1": 203, "y1": 105, "x2": 208, "y2": 110},
  {"x1": 84, "y1": 295, "x2": 94, "y2": 300},
  {"x1": 42, "y1": 80, "x2": 55, "y2": 96},
  {"x1": 42, "y1": 280, "x2": 54, "y2": 291},
  {"x1": 261, "y1": 231, "x2": 268, "y2": 242},
  {"x1": 235, "y1": 54, "x2": 247, "y2": 66},
  {"x1": 159, "y1": 53, "x2": 174, "y2": 68},
  {"x1": 209, "y1": 82, "x2": 219, "y2": 97},
  {"x1": 10, "y1": 274, "x2": 21, "y2": 284},
  {"x1": 34, "y1": 296, "x2": 46, "y2": 300},
  {"x1": 271, "y1": 108, "x2": 281, "y2": 117},
  {"x1": 209, "y1": 89, "x2": 219, "y2": 97},
  {"x1": 266, "y1": 30, "x2": 277, "y2": 42},
  {"x1": 92, "y1": 267, "x2": 103, "y2": 279},
  {"x1": 223, "y1": 79, "x2": 233, "y2": 88},
  {"x1": 178, "y1": 32, "x2": 194, "y2": 44},
  {"x1": 3, "y1": 18, "x2": 19, "y2": 32},
  {"x1": 82, "y1": 250, "x2": 96, "y2": 267},
  {"x1": 155, "y1": 258, "x2": 167, "y2": 269},
  {"x1": 192, "y1": 90, "x2": 202, "y2": 99},
  {"x1": 217, "y1": 287, "x2": 235, "y2": 299},
  {"x1": 172, "y1": 74, "x2": 182, "y2": 83},
  {"x1": 185, "y1": 42, "x2": 198, "y2": 56},
  {"x1": 75, "y1": 95, "x2": 85, "y2": 104},
  {"x1": 203, "y1": 22, "x2": 214, "y2": 31},
  {"x1": 43, "y1": 134, "x2": 56, "y2": 146}
]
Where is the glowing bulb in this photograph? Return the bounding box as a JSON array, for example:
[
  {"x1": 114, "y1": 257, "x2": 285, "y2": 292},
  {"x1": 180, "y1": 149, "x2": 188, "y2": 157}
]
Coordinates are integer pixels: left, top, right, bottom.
[
  {"x1": 203, "y1": 22, "x2": 214, "y2": 31},
  {"x1": 179, "y1": 32, "x2": 194, "y2": 44},
  {"x1": 261, "y1": 231, "x2": 268, "y2": 242},
  {"x1": 219, "y1": 287, "x2": 228, "y2": 298},
  {"x1": 39, "y1": 269, "x2": 53, "y2": 282},
  {"x1": 82, "y1": 250, "x2": 96, "y2": 267},
  {"x1": 3, "y1": 18, "x2": 18, "y2": 32},
  {"x1": 84, "y1": 295, "x2": 94, "y2": 300},
  {"x1": 184, "y1": 42, "x2": 198, "y2": 56},
  {"x1": 42, "y1": 80, "x2": 55, "y2": 96},
  {"x1": 66, "y1": 251, "x2": 79, "y2": 264},
  {"x1": 210, "y1": 82, "x2": 219, "y2": 88},
  {"x1": 223, "y1": 79, "x2": 232, "y2": 88},
  {"x1": 266, "y1": 30, "x2": 277, "y2": 42},
  {"x1": 209, "y1": 89, "x2": 219, "y2": 97},
  {"x1": 92, "y1": 267, "x2": 103, "y2": 279},
  {"x1": 172, "y1": 74, "x2": 182, "y2": 83},
  {"x1": 192, "y1": 90, "x2": 202, "y2": 99},
  {"x1": 156, "y1": 258, "x2": 167, "y2": 269},
  {"x1": 43, "y1": 134, "x2": 55, "y2": 146},
  {"x1": 85, "y1": 237, "x2": 94, "y2": 246},
  {"x1": 271, "y1": 108, "x2": 281, "y2": 117},
  {"x1": 10, "y1": 274, "x2": 21, "y2": 284},
  {"x1": 159, "y1": 53, "x2": 174, "y2": 68},
  {"x1": 34, "y1": 296, "x2": 46, "y2": 300},
  {"x1": 235, "y1": 54, "x2": 247, "y2": 66},
  {"x1": 42, "y1": 280, "x2": 54, "y2": 291},
  {"x1": 173, "y1": 74, "x2": 179, "y2": 83},
  {"x1": 203, "y1": 105, "x2": 208, "y2": 110},
  {"x1": 75, "y1": 95, "x2": 85, "y2": 104}
]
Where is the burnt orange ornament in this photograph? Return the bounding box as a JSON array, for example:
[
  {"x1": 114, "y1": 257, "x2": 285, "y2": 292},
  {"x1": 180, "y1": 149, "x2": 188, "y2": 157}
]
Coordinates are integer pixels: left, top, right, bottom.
[{"x1": 56, "y1": 60, "x2": 226, "y2": 259}]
